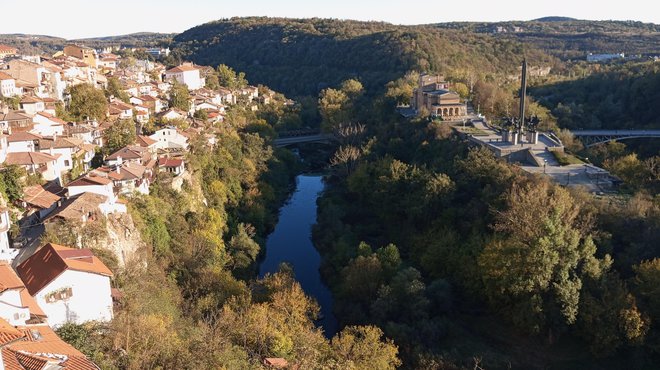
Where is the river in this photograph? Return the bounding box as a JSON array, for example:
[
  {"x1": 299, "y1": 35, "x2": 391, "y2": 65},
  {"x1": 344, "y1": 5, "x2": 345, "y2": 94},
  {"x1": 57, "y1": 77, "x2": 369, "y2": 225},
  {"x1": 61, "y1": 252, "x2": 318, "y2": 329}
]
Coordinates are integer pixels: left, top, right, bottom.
[{"x1": 258, "y1": 175, "x2": 338, "y2": 337}]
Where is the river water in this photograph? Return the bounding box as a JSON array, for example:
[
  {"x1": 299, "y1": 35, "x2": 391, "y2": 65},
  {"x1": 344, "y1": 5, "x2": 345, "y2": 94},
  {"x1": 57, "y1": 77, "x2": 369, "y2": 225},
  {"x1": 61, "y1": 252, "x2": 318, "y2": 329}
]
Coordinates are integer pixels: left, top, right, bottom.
[{"x1": 258, "y1": 175, "x2": 338, "y2": 337}]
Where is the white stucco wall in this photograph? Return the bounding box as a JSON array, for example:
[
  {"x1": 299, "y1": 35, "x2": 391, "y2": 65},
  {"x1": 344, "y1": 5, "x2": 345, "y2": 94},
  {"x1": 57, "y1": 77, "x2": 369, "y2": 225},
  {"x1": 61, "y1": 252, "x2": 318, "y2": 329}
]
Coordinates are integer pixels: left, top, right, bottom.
[
  {"x1": 35, "y1": 269, "x2": 113, "y2": 327},
  {"x1": 149, "y1": 129, "x2": 189, "y2": 150},
  {"x1": 0, "y1": 290, "x2": 31, "y2": 326},
  {"x1": 67, "y1": 183, "x2": 114, "y2": 199},
  {"x1": 32, "y1": 115, "x2": 65, "y2": 137},
  {"x1": 7, "y1": 141, "x2": 36, "y2": 153}
]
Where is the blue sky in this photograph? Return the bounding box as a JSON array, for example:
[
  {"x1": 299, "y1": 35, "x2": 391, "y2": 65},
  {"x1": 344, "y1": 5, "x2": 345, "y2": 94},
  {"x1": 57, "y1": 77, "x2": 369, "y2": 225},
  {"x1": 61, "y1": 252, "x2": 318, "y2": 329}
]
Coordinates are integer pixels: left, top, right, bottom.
[{"x1": 0, "y1": 0, "x2": 658, "y2": 39}]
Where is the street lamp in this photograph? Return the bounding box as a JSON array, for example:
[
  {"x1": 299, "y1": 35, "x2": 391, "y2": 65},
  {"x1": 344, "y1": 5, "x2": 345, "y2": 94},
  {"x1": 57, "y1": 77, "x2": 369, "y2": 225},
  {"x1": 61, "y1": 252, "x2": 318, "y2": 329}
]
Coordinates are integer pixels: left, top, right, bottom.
[
  {"x1": 584, "y1": 157, "x2": 589, "y2": 174},
  {"x1": 543, "y1": 159, "x2": 547, "y2": 174}
]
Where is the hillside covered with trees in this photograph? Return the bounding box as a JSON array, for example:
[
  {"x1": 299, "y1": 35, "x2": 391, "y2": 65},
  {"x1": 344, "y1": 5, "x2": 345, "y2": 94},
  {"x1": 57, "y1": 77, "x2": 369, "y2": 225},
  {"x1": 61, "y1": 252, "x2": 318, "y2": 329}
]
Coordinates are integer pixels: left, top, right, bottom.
[
  {"x1": 172, "y1": 17, "x2": 556, "y2": 97},
  {"x1": 311, "y1": 76, "x2": 660, "y2": 369},
  {"x1": 433, "y1": 19, "x2": 660, "y2": 60}
]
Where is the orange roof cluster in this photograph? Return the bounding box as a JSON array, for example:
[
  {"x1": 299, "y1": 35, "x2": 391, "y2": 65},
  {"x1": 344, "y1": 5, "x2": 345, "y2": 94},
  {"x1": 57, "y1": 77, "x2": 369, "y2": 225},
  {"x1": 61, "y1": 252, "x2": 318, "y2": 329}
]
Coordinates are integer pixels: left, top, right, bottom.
[
  {"x1": 16, "y1": 244, "x2": 113, "y2": 296},
  {"x1": 0, "y1": 321, "x2": 99, "y2": 369},
  {"x1": 0, "y1": 44, "x2": 17, "y2": 54}
]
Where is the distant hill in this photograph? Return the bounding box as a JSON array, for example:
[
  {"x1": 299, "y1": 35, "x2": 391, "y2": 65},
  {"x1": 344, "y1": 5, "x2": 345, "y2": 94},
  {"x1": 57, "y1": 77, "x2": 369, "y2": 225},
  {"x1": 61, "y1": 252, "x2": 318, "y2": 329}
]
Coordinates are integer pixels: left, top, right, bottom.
[
  {"x1": 172, "y1": 17, "x2": 554, "y2": 97},
  {"x1": 533, "y1": 16, "x2": 578, "y2": 22},
  {"x1": 0, "y1": 32, "x2": 173, "y2": 55},
  {"x1": 74, "y1": 32, "x2": 174, "y2": 46},
  {"x1": 433, "y1": 19, "x2": 660, "y2": 59}
]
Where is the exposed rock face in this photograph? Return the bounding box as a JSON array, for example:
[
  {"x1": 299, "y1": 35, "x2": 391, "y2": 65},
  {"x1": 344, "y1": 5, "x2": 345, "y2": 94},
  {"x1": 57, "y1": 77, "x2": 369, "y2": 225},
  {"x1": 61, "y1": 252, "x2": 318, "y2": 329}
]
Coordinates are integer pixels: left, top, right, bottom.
[{"x1": 100, "y1": 212, "x2": 145, "y2": 267}]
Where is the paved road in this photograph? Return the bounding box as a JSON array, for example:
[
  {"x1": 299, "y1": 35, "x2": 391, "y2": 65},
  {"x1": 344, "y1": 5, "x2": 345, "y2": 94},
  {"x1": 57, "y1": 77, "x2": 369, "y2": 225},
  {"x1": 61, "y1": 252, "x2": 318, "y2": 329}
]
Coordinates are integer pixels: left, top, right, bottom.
[{"x1": 12, "y1": 220, "x2": 44, "y2": 268}]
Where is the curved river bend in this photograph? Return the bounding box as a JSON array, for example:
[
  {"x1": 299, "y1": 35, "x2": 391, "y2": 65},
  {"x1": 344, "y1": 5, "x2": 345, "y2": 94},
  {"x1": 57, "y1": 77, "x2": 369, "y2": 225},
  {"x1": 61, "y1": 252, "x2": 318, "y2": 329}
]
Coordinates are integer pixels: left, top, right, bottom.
[{"x1": 258, "y1": 175, "x2": 338, "y2": 337}]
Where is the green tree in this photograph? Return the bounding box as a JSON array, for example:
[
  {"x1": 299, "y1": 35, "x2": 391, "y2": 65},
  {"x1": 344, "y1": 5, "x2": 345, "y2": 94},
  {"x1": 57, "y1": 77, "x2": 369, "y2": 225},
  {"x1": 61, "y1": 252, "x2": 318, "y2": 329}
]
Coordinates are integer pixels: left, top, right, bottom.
[
  {"x1": 331, "y1": 326, "x2": 401, "y2": 370},
  {"x1": 0, "y1": 165, "x2": 26, "y2": 203},
  {"x1": 228, "y1": 223, "x2": 261, "y2": 270},
  {"x1": 103, "y1": 119, "x2": 137, "y2": 154},
  {"x1": 633, "y1": 259, "x2": 660, "y2": 323},
  {"x1": 340, "y1": 79, "x2": 364, "y2": 100},
  {"x1": 578, "y1": 272, "x2": 648, "y2": 355},
  {"x1": 205, "y1": 72, "x2": 220, "y2": 90},
  {"x1": 452, "y1": 82, "x2": 470, "y2": 99},
  {"x1": 67, "y1": 83, "x2": 108, "y2": 121},
  {"x1": 105, "y1": 77, "x2": 130, "y2": 103},
  {"x1": 319, "y1": 88, "x2": 349, "y2": 132},
  {"x1": 217, "y1": 64, "x2": 248, "y2": 89},
  {"x1": 478, "y1": 180, "x2": 611, "y2": 335},
  {"x1": 168, "y1": 80, "x2": 191, "y2": 111}
]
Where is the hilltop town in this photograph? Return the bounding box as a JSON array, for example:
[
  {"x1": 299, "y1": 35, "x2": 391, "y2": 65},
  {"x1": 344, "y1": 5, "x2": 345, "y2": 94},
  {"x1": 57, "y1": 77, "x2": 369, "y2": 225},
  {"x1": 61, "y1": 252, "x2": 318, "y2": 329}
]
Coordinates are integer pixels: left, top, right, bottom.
[{"x1": 0, "y1": 42, "x2": 285, "y2": 368}]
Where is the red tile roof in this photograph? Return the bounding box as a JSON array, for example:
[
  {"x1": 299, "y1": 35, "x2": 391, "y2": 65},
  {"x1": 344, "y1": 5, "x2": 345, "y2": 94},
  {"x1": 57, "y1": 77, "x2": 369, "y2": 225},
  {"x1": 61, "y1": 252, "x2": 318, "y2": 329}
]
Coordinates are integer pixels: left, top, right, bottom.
[
  {"x1": 36, "y1": 112, "x2": 68, "y2": 125},
  {"x1": 158, "y1": 157, "x2": 183, "y2": 167},
  {"x1": 166, "y1": 64, "x2": 198, "y2": 73},
  {"x1": 67, "y1": 174, "x2": 112, "y2": 187},
  {"x1": 0, "y1": 71, "x2": 14, "y2": 81},
  {"x1": 0, "y1": 263, "x2": 47, "y2": 319},
  {"x1": 20, "y1": 96, "x2": 43, "y2": 104},
  {"x1": 7, "y1": 132, "x2": 42, "y2": 143},
  {"x1": 264, "y1": 358, "x2": 289, "y2": 368},
  {"x1": 5, "y1": 152, "x2": 58, "y2": 166},
  {"x1": 44, "y1": 193, "x2": 107, "y2": 222},
  {"x1": 106, "y1": 146, "x2": 147, "y2": 161},
  {"x1": 136, "y1": 135, "x2": 157, "y2": 147},
  {"x1": 0, "y1": 321, "x2": 100, "y2": 369},
  {"x1": 22, "y1": 185, "x2": 61, "y2": 210},
  {"x1": 0, "y1": 319, "x2": 24, "y2": 346},
  {"x1": 16, "y1": 243, "x2": 112, "y2": 295},
  {"x1": 0, "y1": 44, "x2": 17, "y2": 53},
  {"x1": 0, "y1": 264, "x2": 25, "y2": 292}
]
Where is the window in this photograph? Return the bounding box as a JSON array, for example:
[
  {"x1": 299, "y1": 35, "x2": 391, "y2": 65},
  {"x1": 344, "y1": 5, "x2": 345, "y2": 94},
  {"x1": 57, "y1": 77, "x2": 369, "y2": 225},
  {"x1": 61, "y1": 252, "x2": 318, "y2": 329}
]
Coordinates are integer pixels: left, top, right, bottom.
[{"x1": 64, "y1": 160, "x2": 70, "y2": 167}]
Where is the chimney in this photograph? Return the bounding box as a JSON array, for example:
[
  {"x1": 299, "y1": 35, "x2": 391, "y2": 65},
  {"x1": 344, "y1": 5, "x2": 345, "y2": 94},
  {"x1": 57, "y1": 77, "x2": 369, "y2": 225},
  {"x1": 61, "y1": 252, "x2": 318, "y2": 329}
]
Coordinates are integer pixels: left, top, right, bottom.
[{"x1": 116, "y1": 155, "x2": 122, "y2": 166}]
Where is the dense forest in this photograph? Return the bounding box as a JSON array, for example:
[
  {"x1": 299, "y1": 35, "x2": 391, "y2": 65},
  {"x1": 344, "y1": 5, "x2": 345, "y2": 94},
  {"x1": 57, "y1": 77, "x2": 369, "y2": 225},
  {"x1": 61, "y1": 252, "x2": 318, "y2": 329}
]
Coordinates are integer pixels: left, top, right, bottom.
[
  {"x1": 172, "y1": 17, "x2": 556, "y2": 97},
  {"x1": 311, "y1": 78, "x2": 660, "y2": 368},
  {"x1": 530, "y1": 62, "x2": 660, "y2": 130}
]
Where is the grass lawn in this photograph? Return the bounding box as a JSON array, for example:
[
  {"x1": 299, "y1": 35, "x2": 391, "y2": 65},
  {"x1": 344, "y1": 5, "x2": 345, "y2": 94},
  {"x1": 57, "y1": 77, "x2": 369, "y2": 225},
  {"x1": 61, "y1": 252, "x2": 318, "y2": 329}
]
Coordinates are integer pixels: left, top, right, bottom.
[
  {"x1": 551, "y1": 151, "x2": 584, "y2": 166},
  {"x1": 455, "y1": 126, "x2": 490, "y2": 136}
]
